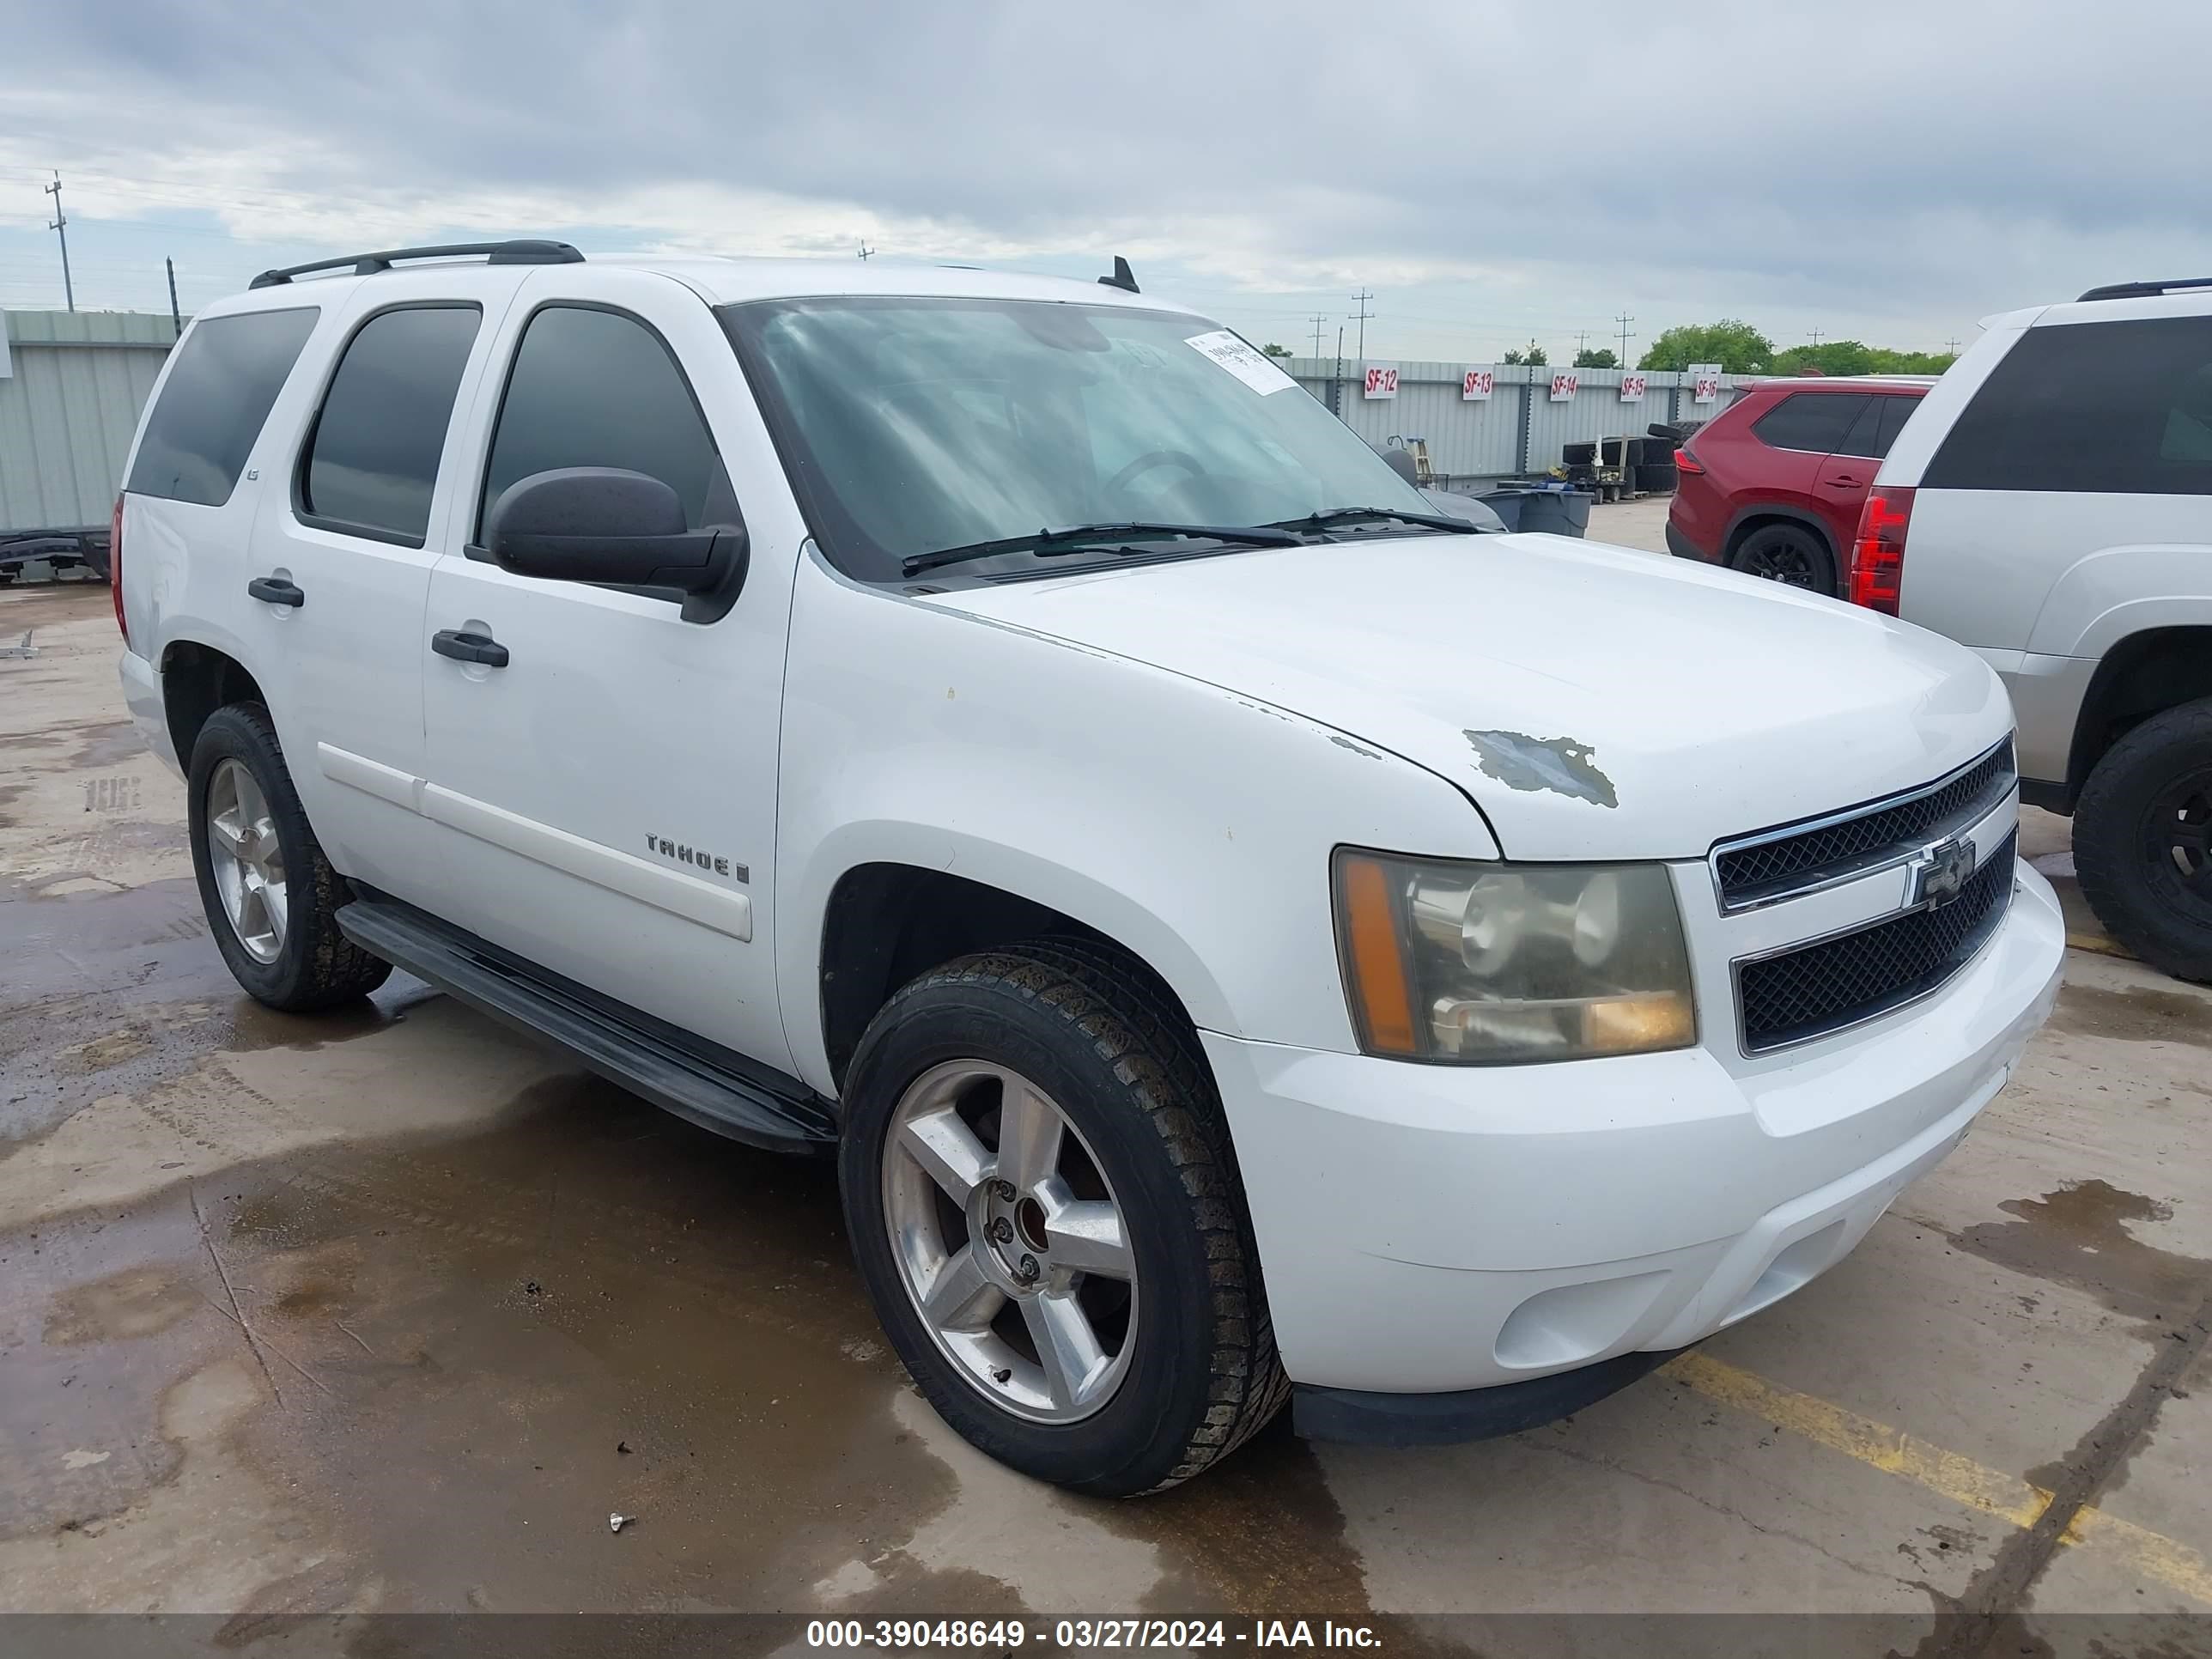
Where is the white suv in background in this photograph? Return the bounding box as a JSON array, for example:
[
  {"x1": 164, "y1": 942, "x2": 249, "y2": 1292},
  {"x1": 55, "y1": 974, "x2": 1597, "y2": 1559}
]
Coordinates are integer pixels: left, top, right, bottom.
[
  {"x1": 116, "y1": 242, "x2": 2062, "y2": 1493},
  {"x1": 1854, "y1": 279, "x2": 2212, "y2": 981}
]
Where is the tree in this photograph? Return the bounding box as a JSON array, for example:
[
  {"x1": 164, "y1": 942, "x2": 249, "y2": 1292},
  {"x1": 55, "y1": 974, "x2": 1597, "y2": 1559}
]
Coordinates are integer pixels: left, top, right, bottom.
[
  {"x1": 1261, "y1": 343, "x2": 1291, "y2": 358},
  {"x1": 1771, "y1": 341, "x2": 1958, "y2": 376},
  {"x1": 1502, "y1": 348, "x2": 1525, "y2": 365},
  {"x1": 1572, "y1": 346, "x2": 1618, "y2": 368},
  {"x1": 1639, "y1": 320, "x2": 1775, "y2": 374},
  {"x1": 1503, "y1": 343, "x2": 1548, "y2": 366}
]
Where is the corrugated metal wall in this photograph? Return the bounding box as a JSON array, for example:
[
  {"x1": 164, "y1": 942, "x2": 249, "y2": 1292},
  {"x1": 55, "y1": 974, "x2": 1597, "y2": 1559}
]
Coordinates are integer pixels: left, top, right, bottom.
[
  {"x1": 0, "y1": 310, "x2": 179, "y2": 536},
  {"x1": 0, "y1": 307, "x2": 1745, "y2": 531},
  {"x1": 1286, "y1": 357, "x2": 1747, "y2": 483}
]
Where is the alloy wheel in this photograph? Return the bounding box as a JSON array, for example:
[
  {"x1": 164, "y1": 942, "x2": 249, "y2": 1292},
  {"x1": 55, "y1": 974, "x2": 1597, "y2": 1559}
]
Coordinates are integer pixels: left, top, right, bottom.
[
  {"x1": 883, "y1": 1060, "x2": 1138, "y2": 1422},
  {"x1": 205, "y1": 757, "x2": 288, "y2": 964}
]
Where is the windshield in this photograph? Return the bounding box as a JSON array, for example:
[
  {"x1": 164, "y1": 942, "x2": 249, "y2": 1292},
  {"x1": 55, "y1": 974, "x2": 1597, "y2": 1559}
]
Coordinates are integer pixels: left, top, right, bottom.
[{"x1": 720, "y1": 295, "x2": 1437, "y2": 582}]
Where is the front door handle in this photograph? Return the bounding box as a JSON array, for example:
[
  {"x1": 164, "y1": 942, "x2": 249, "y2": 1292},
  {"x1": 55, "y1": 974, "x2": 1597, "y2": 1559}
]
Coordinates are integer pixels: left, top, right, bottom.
[
  {"x1": 247, "y1": 576, "x2": 305, "y2": 607},
  {"x1": 432, "y1": 629, "x2": 510, "y2": 668}
]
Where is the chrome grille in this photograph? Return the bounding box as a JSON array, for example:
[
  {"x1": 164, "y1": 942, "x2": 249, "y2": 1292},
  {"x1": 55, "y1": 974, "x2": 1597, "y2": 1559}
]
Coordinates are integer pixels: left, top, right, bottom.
[
  {"x1": 1736, "y1": 830, "x2": 2017, "y2": 1054},
  {"x1": 1712, "y1": 738, "x2": 2015, "y2": 910}
]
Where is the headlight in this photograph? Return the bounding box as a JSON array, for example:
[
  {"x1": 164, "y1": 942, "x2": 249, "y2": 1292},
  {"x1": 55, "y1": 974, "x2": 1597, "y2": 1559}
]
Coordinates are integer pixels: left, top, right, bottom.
[{"x1": 1333, "y1": 849, "x2": 1696, "y2": 1063}]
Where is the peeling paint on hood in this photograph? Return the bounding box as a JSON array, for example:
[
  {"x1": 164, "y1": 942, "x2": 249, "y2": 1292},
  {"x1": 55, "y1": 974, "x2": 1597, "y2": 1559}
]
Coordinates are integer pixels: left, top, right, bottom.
[{"x1": 1462, "y1": 730, "x2": 1617, "y2": 808}]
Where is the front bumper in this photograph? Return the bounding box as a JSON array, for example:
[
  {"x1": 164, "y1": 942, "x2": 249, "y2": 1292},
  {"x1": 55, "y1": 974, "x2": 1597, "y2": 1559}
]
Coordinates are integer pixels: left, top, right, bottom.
[{"x1": 1201, "y1": 866, "x2": 2064, "y2": 1418}]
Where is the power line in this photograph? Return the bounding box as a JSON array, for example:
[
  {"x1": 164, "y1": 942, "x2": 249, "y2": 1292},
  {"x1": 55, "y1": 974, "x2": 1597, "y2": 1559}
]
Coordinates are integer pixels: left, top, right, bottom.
[
  {"x1": 1350, "y1": 289, "x2": 1374, "y2": 362},
  {"x1": 45, "y1": 171, "x2": 72, "y2": 312}
]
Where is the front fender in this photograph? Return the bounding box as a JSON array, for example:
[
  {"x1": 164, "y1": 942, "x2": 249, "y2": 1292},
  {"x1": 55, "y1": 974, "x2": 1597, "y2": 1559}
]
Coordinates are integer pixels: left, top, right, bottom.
[{"x1": 775, "y1": 562, "x2": 1495, "y2": 1095}]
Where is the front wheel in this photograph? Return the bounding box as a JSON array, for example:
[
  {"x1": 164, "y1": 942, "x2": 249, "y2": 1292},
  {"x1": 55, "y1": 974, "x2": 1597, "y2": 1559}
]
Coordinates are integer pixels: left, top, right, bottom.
[
  {"x1": 2075, "y1": 696, "x2": 2212, "y2": 983},
  {"x1": 838, "y1": 941, "x2": 1287, "y2": 1494}
]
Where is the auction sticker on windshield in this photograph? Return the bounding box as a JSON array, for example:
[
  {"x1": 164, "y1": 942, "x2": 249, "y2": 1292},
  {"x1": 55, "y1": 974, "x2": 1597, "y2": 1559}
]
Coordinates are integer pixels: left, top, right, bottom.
[{"x1": 1186, "y1": 330, "x2": 1297, "y2": 395}]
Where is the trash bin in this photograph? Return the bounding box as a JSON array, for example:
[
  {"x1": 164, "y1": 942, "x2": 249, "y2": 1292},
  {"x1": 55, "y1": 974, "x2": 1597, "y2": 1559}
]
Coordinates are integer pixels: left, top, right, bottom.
[
  {"x1": 1507, "y1": 485, "x2": 1593, "y2": 538},
  {"x1": 1474, "y1": 489, "x2": 1529, "y2": 532}
]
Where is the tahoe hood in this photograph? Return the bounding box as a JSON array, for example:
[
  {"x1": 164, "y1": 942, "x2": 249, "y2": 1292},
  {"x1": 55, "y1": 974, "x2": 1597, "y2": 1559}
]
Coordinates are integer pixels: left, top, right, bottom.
[{"x1": 927, "y1": 533, "x2": 2013, "y2": 861}]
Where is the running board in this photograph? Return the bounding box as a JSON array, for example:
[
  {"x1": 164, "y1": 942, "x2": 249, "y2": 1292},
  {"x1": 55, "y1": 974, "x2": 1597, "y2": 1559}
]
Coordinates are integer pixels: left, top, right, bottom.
[{"x1": 336, "y1": 895, "x2": 836, "y2": 1155}]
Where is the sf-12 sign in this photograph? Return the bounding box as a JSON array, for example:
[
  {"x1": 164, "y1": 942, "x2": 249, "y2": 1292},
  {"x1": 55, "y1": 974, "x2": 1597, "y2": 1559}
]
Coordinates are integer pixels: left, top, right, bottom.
[
  {"x1": 1462, "y1": 368, "x2": 1494, "y2": 401},
  {"x1": 1364, "y1": 364, "x2": 1399, "y2": 399},
  {"x1": 1619, "y1": 374, "x2": 1649, "y2": 403},
  {"x1": 1549, "y1": 373, "x2": 1578, "y2": 402}
]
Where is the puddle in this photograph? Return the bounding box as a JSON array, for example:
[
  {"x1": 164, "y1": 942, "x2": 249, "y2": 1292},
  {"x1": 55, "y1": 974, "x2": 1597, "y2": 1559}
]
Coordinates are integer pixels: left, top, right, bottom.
[{"x1": 1948, "y1": 1180, "x2": 2211, "y2": 1326}]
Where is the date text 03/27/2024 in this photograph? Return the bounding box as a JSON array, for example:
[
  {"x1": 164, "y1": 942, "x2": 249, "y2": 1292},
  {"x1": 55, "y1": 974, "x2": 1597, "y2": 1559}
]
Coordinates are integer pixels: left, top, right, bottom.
[{"x1": 805, "y1": 1620, "x2": 1383, "y2": 1650}]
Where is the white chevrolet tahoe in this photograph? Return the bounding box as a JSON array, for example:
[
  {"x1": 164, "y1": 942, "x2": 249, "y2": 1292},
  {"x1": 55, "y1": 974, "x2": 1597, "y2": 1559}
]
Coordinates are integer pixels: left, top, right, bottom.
[
  {"x1": 114, "y1": 242, "x2": 2064, "y2": 1494},
  {"x1": 1854, "y1": 277, "x2": 2212, "y2": 982}
]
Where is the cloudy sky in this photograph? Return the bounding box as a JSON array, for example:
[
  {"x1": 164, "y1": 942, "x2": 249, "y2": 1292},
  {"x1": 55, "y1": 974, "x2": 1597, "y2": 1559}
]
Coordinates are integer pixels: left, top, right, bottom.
[{"x1": 3, "y1": 1, "x2": 2207, "y2": 364}]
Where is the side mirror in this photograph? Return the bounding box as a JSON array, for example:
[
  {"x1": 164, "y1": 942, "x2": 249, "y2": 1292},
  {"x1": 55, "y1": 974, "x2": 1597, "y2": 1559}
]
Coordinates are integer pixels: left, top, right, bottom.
[{"x1": 484, "y1": 466, "x2": 748, "y2": 623}]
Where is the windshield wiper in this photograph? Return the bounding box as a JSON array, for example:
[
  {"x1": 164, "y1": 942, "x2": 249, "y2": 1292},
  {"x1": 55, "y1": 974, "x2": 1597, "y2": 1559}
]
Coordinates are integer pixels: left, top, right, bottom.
[
  {"x1": 1264, "y1": 506, "x2": 1482, "y2": 536},
  {"x1": 902, "y1": 521, "x2": 1301, "y2": 578}
]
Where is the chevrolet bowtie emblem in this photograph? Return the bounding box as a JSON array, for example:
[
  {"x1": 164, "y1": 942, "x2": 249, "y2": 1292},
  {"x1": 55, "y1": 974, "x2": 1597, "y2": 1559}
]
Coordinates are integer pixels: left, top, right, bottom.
[{"x1": 1910, "y1": 836, "x2": 1976, "y2": 909}]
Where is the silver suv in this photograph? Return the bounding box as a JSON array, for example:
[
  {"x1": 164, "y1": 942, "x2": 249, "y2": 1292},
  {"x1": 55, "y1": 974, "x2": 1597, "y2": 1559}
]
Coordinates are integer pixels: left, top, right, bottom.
[{"x1": 1860, "y1": 278, "x2": 2212, "y2": 981}]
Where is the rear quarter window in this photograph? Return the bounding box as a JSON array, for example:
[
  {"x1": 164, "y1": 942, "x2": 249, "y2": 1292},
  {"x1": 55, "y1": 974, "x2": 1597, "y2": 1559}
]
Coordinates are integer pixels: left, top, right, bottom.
[
  {"x1": 126, "y1": 308, "x2": 319, "y2": 507},
  {"x1": 1750, "y1": 392, "x2": 1874, "y2": 454},
  {"x1": 1924, "y1": 315, "x2": 2212, "y2": 494}
]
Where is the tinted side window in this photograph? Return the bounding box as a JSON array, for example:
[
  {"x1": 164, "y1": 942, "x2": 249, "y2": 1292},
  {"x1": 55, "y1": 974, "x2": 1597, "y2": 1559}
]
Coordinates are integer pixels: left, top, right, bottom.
[
  {"x1": 1834, "y1": 397, "x2": 1883, "y2": 459},
  {"x1": 1924, "y1": 316, "x2": 2212, "y2": 494},
  {"x1": 1750, "y1": 392, "x2": 1873, "y2": 454},
  {"x1": 479, "y1": 307, "x2": 720, "y2": 538},
  {"x1": 1873, "y1": 393, "x2": 1921, "y2": 458},
  {"x1": 126, "y1": 309, "x2": 319, "y2": 507},
  {"x1": 298, "y1": 306, "x2": 482, "y2": 544}
]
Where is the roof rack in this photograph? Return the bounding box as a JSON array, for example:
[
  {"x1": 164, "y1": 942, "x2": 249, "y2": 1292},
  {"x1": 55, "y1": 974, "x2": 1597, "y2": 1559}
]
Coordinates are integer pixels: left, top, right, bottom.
[
  {"x1": 2076, "y1": 276, "x2": 2212, "y2": 302},
  {"x1": 249, "y1": 240, "x2": 584, "y2": 289}
]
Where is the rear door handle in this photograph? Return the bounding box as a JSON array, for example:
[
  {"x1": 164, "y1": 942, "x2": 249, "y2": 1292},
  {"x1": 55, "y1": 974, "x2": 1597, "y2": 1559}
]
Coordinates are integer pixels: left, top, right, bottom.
[
  {"x1": 1821, "y1": 475, "x2": 1866, "y2": 489},
  {"x1": 432, "y1": 629, "x2": 510, "y2": 668},
  {"x1": 247, "y1": 576, "x2": 305, "y2": 607}
]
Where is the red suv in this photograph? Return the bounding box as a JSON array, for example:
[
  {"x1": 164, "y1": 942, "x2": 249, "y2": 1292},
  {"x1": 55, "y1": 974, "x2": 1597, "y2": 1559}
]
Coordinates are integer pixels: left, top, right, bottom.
[{"x1": 1666, "y1": 377, "x2": 1936, "y2": 596}]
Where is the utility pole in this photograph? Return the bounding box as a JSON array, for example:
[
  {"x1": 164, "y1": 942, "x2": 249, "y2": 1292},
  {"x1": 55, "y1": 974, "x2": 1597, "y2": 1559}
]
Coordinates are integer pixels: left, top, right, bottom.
[
  {"x1": 1351, "y1": 289, "x2": 1375, "y2": 362},
  {"x1": 857, "y1": 241, "x2": 873, "y2": 261},
  {"x1": 166, "y1": 258, "x2": 182, "y2": 334},
  {"x1": 1308, "y1": 313, "x2": 1328, "y2": 359},
  {"x1": 1613, "y1": 309, "x2": 1635, "y2": 366},
  {"x1": 1574, "y1": 330, "x2": 1589, "y2": 359},
  {"x1": 1944, "y1": 337, "x2": 1961, "y2": 356},
  {"x1": 46, "y1": 172, "x2": 74, "y2": 312},
  {"x1": 1810, "y1": 327, "x2": 1825, "y2": 347}
]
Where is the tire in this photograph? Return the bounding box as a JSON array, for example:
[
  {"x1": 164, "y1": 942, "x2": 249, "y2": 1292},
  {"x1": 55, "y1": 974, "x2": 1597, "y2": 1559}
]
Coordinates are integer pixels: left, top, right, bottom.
[
  {"x1": 186, "y1": 702, "x2": 392, "y2": 1011},
  {"x1": 1729, "y1": 522, "x2": 1838, "y2": 596},
  {"x1": 1637, "y1": 463, "x2": 1678, "y2": 492},
  {"x1": 838, "y1": 939, "x2": 1287, "y2": 1494},
  {"x1": 2074, "y1": 696, "x2": 2212, "y2": 983}
]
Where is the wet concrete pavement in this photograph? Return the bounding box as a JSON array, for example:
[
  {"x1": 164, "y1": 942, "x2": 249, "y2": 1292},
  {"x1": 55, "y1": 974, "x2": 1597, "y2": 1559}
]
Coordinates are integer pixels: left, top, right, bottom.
[{"x1": 5, "y1": 575, "x2": 2212, "y2": 1648}]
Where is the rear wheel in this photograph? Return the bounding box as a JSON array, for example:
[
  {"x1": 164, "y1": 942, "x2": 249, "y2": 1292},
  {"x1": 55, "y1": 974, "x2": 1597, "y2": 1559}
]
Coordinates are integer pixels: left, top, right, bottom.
[
  {"x1": 1730, "y1": 522, "x2": 1837, "y2": 595},
  {"x1": 838, "y1": 940, "x2": 1286, "y2": 1493},
  {"x1": 188, "y1": 703, "x2": 392, "y2": 1011},
  {"x1": 2075, "y1": 696, "x2": 2212, "y2": 983}
]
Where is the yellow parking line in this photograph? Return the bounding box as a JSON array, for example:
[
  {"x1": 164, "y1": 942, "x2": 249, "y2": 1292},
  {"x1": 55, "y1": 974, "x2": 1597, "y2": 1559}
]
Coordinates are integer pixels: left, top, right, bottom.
[
  {"x1": 1662, "y1": 1352, "x2": 2212, "y2": 1603},
  {"x1": 2066, "y1": 930, "x2": 2135, "y2": 960}
]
